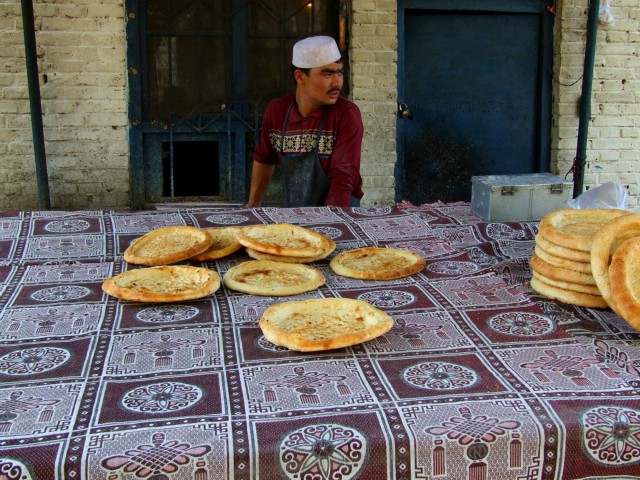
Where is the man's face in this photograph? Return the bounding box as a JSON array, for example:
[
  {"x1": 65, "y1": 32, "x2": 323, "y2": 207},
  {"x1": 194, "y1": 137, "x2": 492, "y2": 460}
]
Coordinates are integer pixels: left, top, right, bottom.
[{"x1": 296, "y1": 61, "x2": 344, "y2": 108}]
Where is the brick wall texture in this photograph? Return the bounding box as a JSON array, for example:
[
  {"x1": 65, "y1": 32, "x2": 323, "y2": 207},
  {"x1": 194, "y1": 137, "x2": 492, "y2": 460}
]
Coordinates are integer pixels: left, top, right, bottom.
[{"x1": 1, "y1": 0, "x2": 638, "y2": 210}]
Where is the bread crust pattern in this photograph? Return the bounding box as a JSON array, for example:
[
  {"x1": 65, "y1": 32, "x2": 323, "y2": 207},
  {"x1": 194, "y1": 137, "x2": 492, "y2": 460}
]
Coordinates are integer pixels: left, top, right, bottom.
[
  {"x1": 259, "y1": 298, "x2": 394, "y2": 351},
  {"x1": 590, "y1": 214, "x2": 640, "y2": 315},
  {"x1": 124, "y1": 226, "x2": 213, "y2": 266},
  {"x1": 102, "y1": 265, "x2": 220, "y2": 302},
  {"x1": 538, "y1": 208, "x2": 631, "y2": 253},
  {"x1": 223, "y1": 260, "x2": 325, "y2": 296},
  {"x1": 608, "y1": 237, "x2": 640, "y2": 330},
  {"x1": 190, "y1": 227, "x2": 244, "y2": 261},
  {"x1": 330, "y1": 247, "x2": 426, "y2": 280}
]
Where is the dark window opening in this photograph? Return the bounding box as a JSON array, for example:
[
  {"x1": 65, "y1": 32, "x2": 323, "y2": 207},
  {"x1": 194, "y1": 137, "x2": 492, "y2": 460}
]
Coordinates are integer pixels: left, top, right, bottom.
[{"x1": 162, "y1": 141, "x2": 220, "y2": 197}]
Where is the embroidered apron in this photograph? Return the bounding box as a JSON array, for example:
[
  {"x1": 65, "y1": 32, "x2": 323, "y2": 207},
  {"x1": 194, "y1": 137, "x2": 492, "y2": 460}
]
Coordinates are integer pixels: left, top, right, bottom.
[{"x1": 280, "y1": 102, "x2": 330, "y2": 207}]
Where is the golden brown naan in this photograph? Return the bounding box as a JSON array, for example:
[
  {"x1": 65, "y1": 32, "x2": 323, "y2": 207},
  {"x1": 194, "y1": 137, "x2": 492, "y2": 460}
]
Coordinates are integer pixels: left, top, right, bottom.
[
  {"x1": 223, "y1": 260, "x2": 325, "y2": 296},
  {"x1": 102, "y1": 265, "x2": 220, "y2": 302},
  {"x1": 190, "y1": 227, "x2": 244, "y2": 261},
  {"x1": 530, "y1": 275, "x2": 608, "y2": 309},
  {"x1": 534, "y1": 233, "x2": 591, "y2": 263},
  {"x1": 538, "y1": 208, "x2": 631, "y2": 253},
  {"x1": 608, "y1": 236, "x2": 640, "y2": 331},
  {"x1": 124, "y1": 226, "x2": 212, "y2": 266},
  {"x1": 259, "y1": 298, "x2": 394, "y2": 351},
  {"x1": 533, "y1": 245, "x2": 593, "y2": 275},
  {"x1": 531, "y1": 271, "x2": 601, "y2": 296},
  {"x1": 590, "y1": 213, "x2": 640, "y2": 315},
  {"x1": 237, "y1": 224, "x2": 332, "y2": 258},
  {"x1": 330, "y1": 247, "x2": 426, "y2": 280},
  {"x1": 529, "y1": 253, "x2": 596, "y2": 286},
  {"x1": 245, "y1": 238, "x2": 336, "y2": 263}
]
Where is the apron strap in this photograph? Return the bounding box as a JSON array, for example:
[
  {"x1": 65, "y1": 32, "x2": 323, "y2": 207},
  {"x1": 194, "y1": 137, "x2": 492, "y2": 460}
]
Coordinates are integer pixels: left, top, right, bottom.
[{"x1": 280, "y1": 102, "x2": 329, "y2": 204}]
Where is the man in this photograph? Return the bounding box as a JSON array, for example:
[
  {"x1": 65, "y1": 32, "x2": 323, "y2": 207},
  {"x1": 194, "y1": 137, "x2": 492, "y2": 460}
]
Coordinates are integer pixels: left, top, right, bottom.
[{"x1": 247, "y1": 35, "x2": 364, "y2": 208}]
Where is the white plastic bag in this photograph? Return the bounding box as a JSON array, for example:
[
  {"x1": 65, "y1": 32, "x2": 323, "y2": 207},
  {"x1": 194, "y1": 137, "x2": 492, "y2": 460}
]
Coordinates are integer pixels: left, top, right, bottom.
[
  {"x1": 566, "y1": 181, "x2": 628, "y2": 210},
  {"x1": 599, "y1": 0, "x2": 616, "y2": 26}
]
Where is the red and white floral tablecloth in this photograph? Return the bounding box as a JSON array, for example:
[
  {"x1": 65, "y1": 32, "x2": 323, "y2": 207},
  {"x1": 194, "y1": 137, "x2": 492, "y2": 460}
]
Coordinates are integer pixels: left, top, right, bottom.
[{"x1": 0, "y1": 203, "x2": 638, "y2": 479}]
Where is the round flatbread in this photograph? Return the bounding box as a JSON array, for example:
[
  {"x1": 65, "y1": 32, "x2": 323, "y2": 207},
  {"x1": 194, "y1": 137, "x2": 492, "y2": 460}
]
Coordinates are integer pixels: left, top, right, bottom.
[
  {"x1": 608, "y1": 236, "x2": 640, "y2": 330},
  {"x1": 590, "y1": 213, "x2": 640, "y2": 315},
  {"x1": 534, "y1": 233, "x2": 591, "y2": 263},
  {"x1": 529, "y1": 253, "x2": 596, "y2": 286},
  {"x1": 245, "y1": 237, "x2": 336, "y2": 263},
  {"x1": 237, "y1": 224, "x2": 332, "y2": 258},
  {"x1": 330, "y1": 247, "x2": 426, "y2": 280},
  {"x1": 223, "y1": 260, "x2": 325, "y2": 296},
  {"x1": 102, "y1": 265, "x2": 220, "y2": 302},
  {"x1": 259, "y1": 298, "x2": 394, "y2": 351},
  {"x1": 538, "y1": 208, "x2": 631, "y2": 253},
  {"x1": 190, "y1": 227, "x2": 244, "y2": 261},
  {"x1": 124, "y1": 226, "x2": 213, "y2": 266},
  {"x1": 530, "y1": 275, "x2": 608, "y2": 309},
  {"x1": 533, "y1": 245, "x2": 593, "y2": 275}
]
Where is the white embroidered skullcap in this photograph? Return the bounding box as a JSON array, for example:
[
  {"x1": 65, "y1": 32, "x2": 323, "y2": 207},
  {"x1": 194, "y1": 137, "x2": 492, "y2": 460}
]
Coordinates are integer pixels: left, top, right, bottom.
[{"x1": 292, "y1": 36, "x2": 341, "y2": 68}]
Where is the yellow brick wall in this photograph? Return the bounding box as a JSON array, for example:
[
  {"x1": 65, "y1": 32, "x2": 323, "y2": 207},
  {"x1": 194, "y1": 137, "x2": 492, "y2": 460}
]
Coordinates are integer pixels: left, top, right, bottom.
[
  {"x1": 552, "y1": 0, "x2": 640, "y2": 209},
  {"x1": 0, "y1": 0, "x2": 129, "y2": 210},
  {"x1": 351, "y1": 0, "x2": 398, "y2": 206},
  {"x1": 1, "y1": 0, "x2": 638, "y2": 210}
]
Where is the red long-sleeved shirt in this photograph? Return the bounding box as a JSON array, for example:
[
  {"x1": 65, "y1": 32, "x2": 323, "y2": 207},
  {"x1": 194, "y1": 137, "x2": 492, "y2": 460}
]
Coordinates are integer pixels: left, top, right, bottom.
[{"x1": 254, "y1": 93, "x2": 364, "y2": 207}]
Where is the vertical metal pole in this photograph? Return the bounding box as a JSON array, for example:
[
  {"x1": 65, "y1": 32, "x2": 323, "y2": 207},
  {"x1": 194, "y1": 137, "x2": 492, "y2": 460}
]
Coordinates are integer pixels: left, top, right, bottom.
[
  {"x1": 339, "y1": 0, "x2": 349, "y2": 51},
  {"x1": 21, "y1": 0, "x2": 51, "y2": 209},
  {"x1": 573, "y1": 0, "x2": 600, "y2": 198}
]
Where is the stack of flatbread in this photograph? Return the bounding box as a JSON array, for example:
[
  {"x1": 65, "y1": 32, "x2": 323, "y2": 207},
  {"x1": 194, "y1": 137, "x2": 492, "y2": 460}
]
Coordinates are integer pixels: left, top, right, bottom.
[
  {"x1": 237, "y1": 223, "x2": 335, "y2": 263},
  {"x1": 104, "y1": 225, "x2": 225, "y2": 302},
  {"x1": 530, "y1": 208, "x2": 640, "y2": 331},
  {"x1": 529, "y1": 209, "x2": 625, "y2": 308}
]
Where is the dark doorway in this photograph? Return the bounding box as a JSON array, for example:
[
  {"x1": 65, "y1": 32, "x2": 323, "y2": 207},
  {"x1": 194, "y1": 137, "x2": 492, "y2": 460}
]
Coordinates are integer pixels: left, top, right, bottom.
[{"x1": 396, "y1": 0, "x2": 554, "y2": 204}]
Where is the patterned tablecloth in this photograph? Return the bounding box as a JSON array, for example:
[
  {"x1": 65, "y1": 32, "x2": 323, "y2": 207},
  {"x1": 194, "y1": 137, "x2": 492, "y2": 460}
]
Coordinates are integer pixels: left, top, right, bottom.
[{"x1": 0, "y1": 203, "x2": 639, "y2": 480}]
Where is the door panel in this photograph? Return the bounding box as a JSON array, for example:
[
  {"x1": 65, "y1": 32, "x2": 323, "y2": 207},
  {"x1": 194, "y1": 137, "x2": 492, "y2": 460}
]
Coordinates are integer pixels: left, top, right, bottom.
[
  {"x1": 397, "y1": 1, "x2": 553, "y2": 204},
  {"x1": 145, "y1": 35, "x2": 228, "y2": 121}
]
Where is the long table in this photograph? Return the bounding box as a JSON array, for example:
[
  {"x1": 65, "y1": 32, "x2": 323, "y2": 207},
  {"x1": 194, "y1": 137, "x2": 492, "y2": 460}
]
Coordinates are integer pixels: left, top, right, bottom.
[{"x1": 0, "y1": 203, "x2": 639, "y2": 480}]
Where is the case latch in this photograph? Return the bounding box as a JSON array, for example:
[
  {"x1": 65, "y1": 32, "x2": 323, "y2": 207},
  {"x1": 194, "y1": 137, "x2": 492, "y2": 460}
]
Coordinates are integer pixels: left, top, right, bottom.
[
  {"x1": 550, "y1": 184, "x2": 565, "y2": 194},
  {"x1": 501, "y1": 186, "x2": 517, "y2": 196}
]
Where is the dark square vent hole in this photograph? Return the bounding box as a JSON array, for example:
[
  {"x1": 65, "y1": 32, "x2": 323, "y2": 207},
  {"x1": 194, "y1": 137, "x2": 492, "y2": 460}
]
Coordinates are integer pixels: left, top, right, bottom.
[{"x1": 162, "y1": 141, "x2": 220, "y2": 197}]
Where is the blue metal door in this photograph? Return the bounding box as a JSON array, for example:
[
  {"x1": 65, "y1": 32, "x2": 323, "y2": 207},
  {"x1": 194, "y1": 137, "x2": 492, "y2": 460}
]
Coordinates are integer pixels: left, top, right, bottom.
[{"x1": 396, "y1": 0, "x2": 554, "y2": 204}]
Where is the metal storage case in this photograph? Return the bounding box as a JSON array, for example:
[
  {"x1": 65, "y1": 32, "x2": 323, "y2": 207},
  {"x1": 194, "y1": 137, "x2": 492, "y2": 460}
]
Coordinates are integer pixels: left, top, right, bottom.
[{"x1": 471, "y1": 173, "x2": 573, "y2": 222}]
